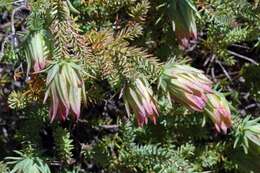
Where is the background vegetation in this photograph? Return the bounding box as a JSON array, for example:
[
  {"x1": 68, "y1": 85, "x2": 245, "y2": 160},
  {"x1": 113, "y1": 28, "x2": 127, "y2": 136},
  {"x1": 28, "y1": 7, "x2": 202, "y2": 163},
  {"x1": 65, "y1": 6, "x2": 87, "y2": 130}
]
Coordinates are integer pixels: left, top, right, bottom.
[{"x1": 0, "y1": 0, "x2": 259, "y2": 173}]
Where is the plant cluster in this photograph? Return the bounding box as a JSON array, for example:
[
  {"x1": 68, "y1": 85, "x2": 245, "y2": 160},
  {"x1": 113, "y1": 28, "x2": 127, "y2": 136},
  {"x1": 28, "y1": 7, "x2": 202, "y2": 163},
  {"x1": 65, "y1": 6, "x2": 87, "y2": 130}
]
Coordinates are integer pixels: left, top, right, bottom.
[{"x1": 0, "y1": 0, "x2": 259, "y2": 173}]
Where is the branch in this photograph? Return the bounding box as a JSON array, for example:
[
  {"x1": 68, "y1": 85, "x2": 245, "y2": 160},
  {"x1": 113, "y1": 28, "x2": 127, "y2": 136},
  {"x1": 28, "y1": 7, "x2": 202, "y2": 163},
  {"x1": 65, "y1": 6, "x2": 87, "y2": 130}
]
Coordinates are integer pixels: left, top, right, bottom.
[
  {"x1": 228, "y1": 50, "x2": 259, "y2": 65},
  {"x1": 216, "y1": 60, "x2": 232, "y2": 81}
]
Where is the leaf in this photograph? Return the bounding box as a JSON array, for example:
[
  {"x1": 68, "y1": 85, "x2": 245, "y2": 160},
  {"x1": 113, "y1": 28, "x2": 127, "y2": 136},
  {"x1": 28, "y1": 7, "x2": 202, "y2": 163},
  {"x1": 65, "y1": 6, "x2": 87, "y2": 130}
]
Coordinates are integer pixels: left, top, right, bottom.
[
  {"x1": 46, "y1": 64, "x2": 59, "y2": 85},
  {"x1": 69, "y1": 85, "x2": 81, "y2": 118},
  {"x1": 66, "y1": 0, "x2": 80, "y2": 14}
]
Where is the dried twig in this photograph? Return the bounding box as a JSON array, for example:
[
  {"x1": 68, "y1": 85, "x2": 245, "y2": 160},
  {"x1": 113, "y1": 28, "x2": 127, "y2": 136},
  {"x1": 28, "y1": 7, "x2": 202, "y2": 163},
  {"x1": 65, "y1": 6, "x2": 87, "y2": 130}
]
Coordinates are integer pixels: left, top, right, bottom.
[
  {"x1": 206, "y1": 54, "x2": 216, "y2": 74},
  {"x1": 99, "y1": 125, "x2": 119, "y2": 130},
  {"x1": 0, "y1": 2, "x2": 29, "y2": 60},
  {"x1": 216, "y1": 60, "x2": 232, "y2": 81},
  {"x1": 211, "y1": 66, "x2": 217, "y2": 82},
  {"x1": 231, "y1": 43, "x2": 250, "y2": 49},
  {"x1": 228, "y1": 50, "x2": 259, "y2": 65},
  {"x1": 245, "y1": 103, "x2": 260, "y2": 110}
]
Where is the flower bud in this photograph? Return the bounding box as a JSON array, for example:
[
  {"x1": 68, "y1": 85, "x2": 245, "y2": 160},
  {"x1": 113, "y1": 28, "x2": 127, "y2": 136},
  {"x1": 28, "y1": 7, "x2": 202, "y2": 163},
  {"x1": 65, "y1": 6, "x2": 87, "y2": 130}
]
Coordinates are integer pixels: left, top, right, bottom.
[
  {"x1": 123, "y1": 78, "x2": 159, "y2": 126},
  {"x1": 161, "y1": 64, "x2": 212, "y2": 112},
  {"x1": 204, "y1": 91, "x2": 232, "y2": 134},
  {"x1": 25, "y1": 31, "x2": 49, "y2": 73},
  {"x1": 44, "y1": 60, "x2": 86, "y2": 122},
  {"x1": 168, "y1": 0, "x2": 198, "y2": 48}
]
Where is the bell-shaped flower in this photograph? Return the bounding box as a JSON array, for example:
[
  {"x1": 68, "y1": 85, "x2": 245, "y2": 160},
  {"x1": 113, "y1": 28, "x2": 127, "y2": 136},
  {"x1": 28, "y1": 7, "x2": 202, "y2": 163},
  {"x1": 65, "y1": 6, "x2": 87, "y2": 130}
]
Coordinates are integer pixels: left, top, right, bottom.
[
  {"x1": 160, "y1": 64, "x2": 212, "y2": 112},
  {"x1": 204, "y1": 91, "x2": 232, "y2": 134},
  {"x1": 24, "y1": 31, "x2": 49, "y2": 73},
  {"x1": 123, "y1": 78, "x2": 159, "y2": 127},
  {"x1": 168, "y1": 0, "x2": 198, "y2": 48},
  {"x1": 44, "y1": 60, "x2": 86, "y2": 122}
]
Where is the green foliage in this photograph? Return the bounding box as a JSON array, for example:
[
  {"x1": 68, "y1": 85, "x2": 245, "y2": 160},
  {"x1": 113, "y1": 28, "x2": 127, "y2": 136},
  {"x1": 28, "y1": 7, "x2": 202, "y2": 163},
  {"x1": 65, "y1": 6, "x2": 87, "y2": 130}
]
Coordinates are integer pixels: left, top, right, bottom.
[
  {"x1": 198, "y1": 0, "x2": 260, "y2": 65},
  {"x1": 81, "y1": 121, "x2": 196, "y2": 173},
  {"x1": 0, "y1": 0, "x2": 259, "y2": 173},
  {"x1": 8, "y1": 91, "x2": 28, "y2": 110},
  {"x1": 53, "y1": 126, "x2": 74, "y2": 163},
  {"x1": 0, "y1": 161, "x2": 9, "y2": 173},
  {"x1": 15, "y1": 106, "x2": 48, "y2": 148},
  {"x1": 233, "y1": 116, "x2": 260, "y2": 153},
  {"x1": 115, "y1": 144, "x2": 194, "y2": 173},
  {"x1": 242, "y1": 64, "x2": 260, "y2": 101},
  {"x1": 6, "y1": 150, "x2": 51, "y2": 173},
  {"x1": 230, "y1": 144, "x2": 260, "y2": 173}
]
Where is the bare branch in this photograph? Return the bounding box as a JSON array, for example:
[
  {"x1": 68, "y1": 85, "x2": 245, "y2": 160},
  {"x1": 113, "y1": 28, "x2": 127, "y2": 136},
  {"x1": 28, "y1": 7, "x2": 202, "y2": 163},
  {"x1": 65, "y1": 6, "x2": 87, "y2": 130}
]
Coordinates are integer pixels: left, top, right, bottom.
[
  {"x1": 228, "y1": 50, "x2": 259, "y2": 65},
  {"x1": 216, "y1": 60, "x2": 232, "y2": 81}
]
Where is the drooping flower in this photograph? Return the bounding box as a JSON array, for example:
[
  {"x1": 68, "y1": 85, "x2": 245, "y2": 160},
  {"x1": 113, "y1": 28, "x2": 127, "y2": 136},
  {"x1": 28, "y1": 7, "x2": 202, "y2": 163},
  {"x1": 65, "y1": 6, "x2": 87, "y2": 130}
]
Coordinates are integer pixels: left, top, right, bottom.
[
  {"x1": 44, "y1": 60, "x2": 86, "y2": 122},
  {"x1": 204, "y1": 91, "x2": 232, "y2": 134},
  {"x1": 123, "y1": 78, "x2": 159, "y2": 127},
  {"x1": 168, "y1": 0, "x2": 198, "y2": 48},
  {"x1": 160, "y1": 63, "x2": 212, "y2": 112},
  {"x1": 24, "y1": 30, "x2": 49, "y2": 73}
]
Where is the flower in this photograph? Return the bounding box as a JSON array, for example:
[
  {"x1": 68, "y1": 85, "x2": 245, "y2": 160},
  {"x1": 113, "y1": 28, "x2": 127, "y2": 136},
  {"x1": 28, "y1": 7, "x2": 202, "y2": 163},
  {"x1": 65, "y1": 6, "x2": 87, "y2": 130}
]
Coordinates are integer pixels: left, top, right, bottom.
[
  {"x1": 168, "y1": 0, "x2": 198, "y2": 48},
  {"x1": 204, "y1": 91, "x2": 232, "y2": 134},
  {"x1": 160, "y1": 64, "x2": 212, "y2": 112},
  {"x1": 123, "y1": 78, "x2": 159, "y2": 127},
  {"x1": 25, "y1": 31, "x2": 49, "y2": 73},
  {"x1": 44, "y1": 60, "x2": 86, "y2": 122}
]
